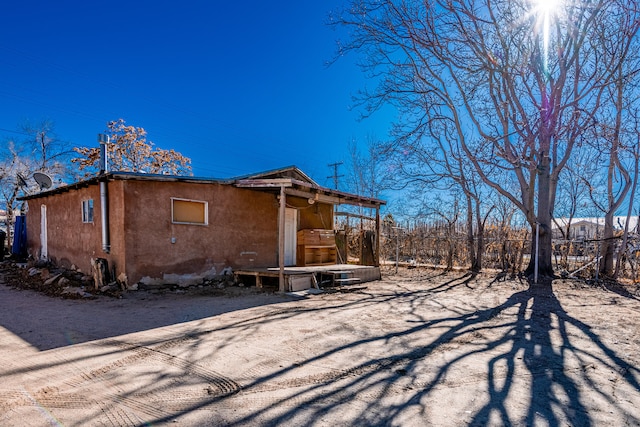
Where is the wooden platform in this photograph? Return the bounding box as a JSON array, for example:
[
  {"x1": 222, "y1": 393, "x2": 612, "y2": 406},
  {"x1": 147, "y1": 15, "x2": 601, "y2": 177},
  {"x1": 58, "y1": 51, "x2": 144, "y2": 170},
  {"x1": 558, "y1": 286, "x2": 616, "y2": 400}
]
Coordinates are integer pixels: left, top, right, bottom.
[{"x1": 234, "y1": 264, "x2": 381, "y2": 292}]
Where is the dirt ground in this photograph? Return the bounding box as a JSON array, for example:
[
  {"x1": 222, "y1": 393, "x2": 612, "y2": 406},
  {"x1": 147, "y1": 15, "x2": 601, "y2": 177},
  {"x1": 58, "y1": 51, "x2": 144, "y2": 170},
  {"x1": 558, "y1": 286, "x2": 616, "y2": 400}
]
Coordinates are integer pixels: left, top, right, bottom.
[{"x1": 1, "y1": 265, "x2": 639, "y2": 426}]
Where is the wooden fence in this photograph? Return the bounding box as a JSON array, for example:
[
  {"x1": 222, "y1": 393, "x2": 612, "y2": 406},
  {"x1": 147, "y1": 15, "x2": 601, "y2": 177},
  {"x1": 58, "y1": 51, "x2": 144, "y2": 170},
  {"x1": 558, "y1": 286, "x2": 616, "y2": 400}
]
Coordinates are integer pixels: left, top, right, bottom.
[{"x1": 337, "y1": 217, "x2": 640, "y2": 282}]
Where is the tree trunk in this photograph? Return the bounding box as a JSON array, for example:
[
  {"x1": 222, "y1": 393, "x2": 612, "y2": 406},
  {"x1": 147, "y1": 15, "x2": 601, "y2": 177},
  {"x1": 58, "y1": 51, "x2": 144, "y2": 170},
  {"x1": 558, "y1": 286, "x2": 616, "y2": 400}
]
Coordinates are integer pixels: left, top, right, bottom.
[
  {"x1": 600, "y1": 212, "x2": 615, "y2": 277},
  {"x1": 5, "y1": 188, "x2": 19, "y2": 252},
  {"x1": 466, "y1": 195, "x2": 478, "y2": 272},
  {"x1": 475, "y1": 223, "x2": 485, "y2": 272},
  {"x1": 526, "y1": 154, "x2": 554, "y2": 278},
  {"x1": 5, "y1": 205, "x2": 14, "y2": 252},
  {"x1": 526, "y1": 222, "x2": 554, "y2": 278},
  {"x1": 446, "y1": 222, "x2": 455, "y2": 271},
  {"x1": 473, "y1": 200, "x2": 486, "y2": 272},
  {"x1": 601, "y1": 69, "x2": 630, "y2": 278},
  {"x1": 615, "y1": 146, "x2": 639, "y2": 277}
]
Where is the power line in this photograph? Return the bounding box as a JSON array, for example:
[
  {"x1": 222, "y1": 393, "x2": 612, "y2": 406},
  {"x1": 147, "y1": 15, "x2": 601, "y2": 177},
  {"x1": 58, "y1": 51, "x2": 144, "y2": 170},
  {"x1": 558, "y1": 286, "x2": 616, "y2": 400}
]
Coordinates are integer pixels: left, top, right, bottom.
[
  {"x1": 0, "y1": 126, "x2": 32, "y2": 137},
  {"x1": 327, "y1": 161, "x2": 344, "y2": 190}
]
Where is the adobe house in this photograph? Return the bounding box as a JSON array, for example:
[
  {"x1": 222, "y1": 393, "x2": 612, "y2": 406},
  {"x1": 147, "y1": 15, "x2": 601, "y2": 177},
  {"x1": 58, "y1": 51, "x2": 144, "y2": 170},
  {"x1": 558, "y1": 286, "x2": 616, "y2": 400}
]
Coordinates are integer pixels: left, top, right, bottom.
[{"x1": 19, "y1": 166, "x2": 385, "y2": 292}]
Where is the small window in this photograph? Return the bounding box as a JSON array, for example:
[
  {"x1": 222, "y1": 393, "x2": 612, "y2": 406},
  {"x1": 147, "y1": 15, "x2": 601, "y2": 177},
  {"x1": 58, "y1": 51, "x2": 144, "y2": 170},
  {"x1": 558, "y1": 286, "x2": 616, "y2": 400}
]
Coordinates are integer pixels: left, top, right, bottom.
[
  {"x1": 172, "y1": 198, "x2": 208, "y2": 225},
  {"x1": 82, "y1": 199, "x2": 94, "y2": 223}
]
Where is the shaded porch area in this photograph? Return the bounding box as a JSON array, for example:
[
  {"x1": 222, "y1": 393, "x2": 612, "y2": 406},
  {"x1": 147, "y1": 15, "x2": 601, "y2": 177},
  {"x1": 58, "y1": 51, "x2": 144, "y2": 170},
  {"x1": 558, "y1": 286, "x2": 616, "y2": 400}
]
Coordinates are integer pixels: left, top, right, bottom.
[
  {"x1": 234, "y1": 167, "x2": 386, "y2": 292},
  {"x1": 235, "y1": 264, "x2": 381, "y2": 292}
]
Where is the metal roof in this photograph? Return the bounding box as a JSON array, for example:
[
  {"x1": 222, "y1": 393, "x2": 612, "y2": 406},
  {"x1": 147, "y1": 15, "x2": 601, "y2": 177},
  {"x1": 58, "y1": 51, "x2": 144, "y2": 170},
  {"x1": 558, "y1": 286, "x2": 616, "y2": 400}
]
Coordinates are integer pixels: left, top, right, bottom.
[{"x1": 18, "y1": 167, "x2": 386, "y2": 208}]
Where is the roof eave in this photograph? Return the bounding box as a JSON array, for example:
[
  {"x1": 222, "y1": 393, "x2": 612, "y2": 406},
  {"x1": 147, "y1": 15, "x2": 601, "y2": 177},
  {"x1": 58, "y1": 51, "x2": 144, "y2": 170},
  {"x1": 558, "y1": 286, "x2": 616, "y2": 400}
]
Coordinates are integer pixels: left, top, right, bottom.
[{"x1": 234, "y1": 177, "x2": 386, "y2": 208}]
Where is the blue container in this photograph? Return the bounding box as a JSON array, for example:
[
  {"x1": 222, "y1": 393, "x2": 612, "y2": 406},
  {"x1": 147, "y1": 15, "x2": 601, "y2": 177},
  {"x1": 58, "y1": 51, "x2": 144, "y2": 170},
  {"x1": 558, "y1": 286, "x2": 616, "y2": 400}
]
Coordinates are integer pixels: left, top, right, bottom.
[{"x1": 12, "y1": 215, "x2": 27, "y2": 258}]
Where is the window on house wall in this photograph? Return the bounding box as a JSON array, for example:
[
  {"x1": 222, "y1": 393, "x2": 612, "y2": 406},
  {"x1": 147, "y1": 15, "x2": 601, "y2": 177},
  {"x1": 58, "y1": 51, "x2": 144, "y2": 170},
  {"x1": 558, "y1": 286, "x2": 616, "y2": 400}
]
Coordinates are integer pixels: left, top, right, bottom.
[
  {"x1": 171, "y1": 198, "x2": 208, "y2": 225},
  {"x1": 82, "y1": 199, "x2": 94, "y2": 223}
]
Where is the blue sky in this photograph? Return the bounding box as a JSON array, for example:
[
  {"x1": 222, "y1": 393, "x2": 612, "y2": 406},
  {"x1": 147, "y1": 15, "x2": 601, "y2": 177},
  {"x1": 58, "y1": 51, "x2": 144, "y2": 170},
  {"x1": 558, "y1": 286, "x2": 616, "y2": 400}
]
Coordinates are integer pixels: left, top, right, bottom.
[{"x1": 0, "y1": 1, "x2": 394, "y2": 188}]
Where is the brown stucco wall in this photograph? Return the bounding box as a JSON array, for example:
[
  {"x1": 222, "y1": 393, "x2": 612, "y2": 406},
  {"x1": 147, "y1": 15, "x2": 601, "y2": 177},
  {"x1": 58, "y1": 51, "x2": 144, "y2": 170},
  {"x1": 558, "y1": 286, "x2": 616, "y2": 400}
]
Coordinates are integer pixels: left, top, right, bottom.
[
  {"x1": 121, "y1": 180, "x2": 279, "y2": 284},
  {"x1": 106, "y1": 180, "x2": 127, "y2": 280},
  {"x1": 24, "y1": 180, "x2": 126, "y2": 278},
  {"x1": 23, "y1": 178, "x2": 337, "y2": 287}
]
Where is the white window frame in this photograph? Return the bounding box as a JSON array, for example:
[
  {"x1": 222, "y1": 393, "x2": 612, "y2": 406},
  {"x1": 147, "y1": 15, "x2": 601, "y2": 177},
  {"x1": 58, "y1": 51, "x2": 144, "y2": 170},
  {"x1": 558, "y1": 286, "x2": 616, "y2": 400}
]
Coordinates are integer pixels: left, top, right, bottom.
[
  {"x1": 82, "y1": 199, "x2": 94, "y2": 223},
  {"x1": 171, "y1": 198, "x2": 208, "y2": 225}
]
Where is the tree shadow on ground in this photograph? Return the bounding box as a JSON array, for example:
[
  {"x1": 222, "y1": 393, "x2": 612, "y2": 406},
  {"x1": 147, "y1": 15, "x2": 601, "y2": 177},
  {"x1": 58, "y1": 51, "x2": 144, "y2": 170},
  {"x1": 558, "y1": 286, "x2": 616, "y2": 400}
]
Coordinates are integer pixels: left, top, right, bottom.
[
  {"x1": 0, "y1": 282, "x2": 292, "y2": 350},
  {"x1": 6, "y1": 271, "x2": 639, "y2": 426},
  {"x1": 601, "y1": 279, "x2": 640, "y2": 301},
  {"x1": 141, "y1": 273, "x2": 640, "y2": 426}
]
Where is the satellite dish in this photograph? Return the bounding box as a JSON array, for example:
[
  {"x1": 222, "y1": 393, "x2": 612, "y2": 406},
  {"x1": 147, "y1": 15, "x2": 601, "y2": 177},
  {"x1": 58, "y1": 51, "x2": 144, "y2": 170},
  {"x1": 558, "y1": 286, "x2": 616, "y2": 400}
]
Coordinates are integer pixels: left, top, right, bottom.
[{"x1": 33, "y1": 172, "x2": 53, "y2": 190}]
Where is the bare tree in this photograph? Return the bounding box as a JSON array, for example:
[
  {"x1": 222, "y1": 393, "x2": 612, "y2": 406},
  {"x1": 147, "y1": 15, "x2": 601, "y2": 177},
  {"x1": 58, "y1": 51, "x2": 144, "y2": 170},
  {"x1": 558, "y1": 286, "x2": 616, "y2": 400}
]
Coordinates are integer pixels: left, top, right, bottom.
[
  {"x1": 427, "y1": 195, "x2": 461, "y2": 271},
  {"x1": 331, "y1": 0, "x2": 640, "y2": 279},
  {"x1": 21, "y1": 119, "x2": 74, "y2": 174},
  {"x1": 346, "y1": 136, "x2": 387, "y2": 200},
  {"x1": 0, "y1": 120, "x2": 71, "y2": 250},
  {"x1": 550, "y1": 147, "x2": 593, "y2": 268},
  {"x1": 0, "y1": 142, "x2": 31, "y2": 248},
  {"x1": 73, "y1": 119, "x2": 192, "y2": 175},
  {"x1": 491, "y1": 197, "x2": 521, "y2": 273},
  {"x1": 615, "y1": 136, "x2": 640, "y2": 278},
  {"x1": 596, "y1": 61, "x2": 640, "y2": 277},
  {"x1": 378, "y1": 111, "x2": 496, "y2": 271}
]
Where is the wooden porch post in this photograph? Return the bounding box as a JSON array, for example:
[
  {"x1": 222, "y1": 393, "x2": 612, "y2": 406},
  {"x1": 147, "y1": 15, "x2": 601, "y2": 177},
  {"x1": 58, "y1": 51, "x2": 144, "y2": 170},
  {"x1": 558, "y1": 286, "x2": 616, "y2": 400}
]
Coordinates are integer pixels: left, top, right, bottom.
[
  {"x1": 375, "y1": 206, "x2": 381, "y2": 267},
  {"x1": 278, "y1": 185, "x2": 286, "y2": 292}
]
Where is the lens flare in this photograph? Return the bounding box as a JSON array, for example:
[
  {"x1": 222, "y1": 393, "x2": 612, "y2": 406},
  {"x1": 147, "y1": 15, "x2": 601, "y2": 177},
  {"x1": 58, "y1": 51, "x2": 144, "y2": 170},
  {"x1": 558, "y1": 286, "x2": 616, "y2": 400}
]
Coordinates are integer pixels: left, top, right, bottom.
[{"x1": 532, "y1": 0, "x2": 560, "y2": 74}]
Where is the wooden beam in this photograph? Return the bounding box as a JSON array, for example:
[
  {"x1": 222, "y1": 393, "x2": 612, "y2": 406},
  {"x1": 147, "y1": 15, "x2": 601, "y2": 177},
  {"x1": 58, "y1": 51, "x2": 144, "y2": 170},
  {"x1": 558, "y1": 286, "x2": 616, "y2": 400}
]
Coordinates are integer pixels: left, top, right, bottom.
[
  {"x1": 375, "y1": 207, "x2": 381, "y2": 267},
  {"x1": 284, "y1": 188, "x2": 342, "y2": 205},
  {"x1": 278, "y1": 186, "x2": 286, "y2": 292},
  {"x1": 284, "y1": 188, "x2": 382, "y2": 209},
  {"x1": 236, "y1": 178, "x2": 294, "y2": 188},
  {"x1": 335, "y1": 211, "x2": 377, "y2": 221}
]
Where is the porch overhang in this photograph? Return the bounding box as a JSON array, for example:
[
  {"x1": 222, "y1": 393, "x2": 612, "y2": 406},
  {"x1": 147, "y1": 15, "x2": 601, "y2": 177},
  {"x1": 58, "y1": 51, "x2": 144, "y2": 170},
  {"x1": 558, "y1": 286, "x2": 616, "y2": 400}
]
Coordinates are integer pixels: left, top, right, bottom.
[
  {"x1": 234, "y1": 178, "x2": 386, "y2": 209},
  {"x1": 234, "y1": 177, "x2": 385, "y2": 292}
]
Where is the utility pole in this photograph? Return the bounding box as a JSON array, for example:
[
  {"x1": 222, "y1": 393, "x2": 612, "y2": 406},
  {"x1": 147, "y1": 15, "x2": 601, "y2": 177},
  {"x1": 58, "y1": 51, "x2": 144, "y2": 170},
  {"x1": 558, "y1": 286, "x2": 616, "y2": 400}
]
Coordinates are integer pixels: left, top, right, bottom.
[{"x1": 327, "y1": 161, "x2": 344, "y2": 190}]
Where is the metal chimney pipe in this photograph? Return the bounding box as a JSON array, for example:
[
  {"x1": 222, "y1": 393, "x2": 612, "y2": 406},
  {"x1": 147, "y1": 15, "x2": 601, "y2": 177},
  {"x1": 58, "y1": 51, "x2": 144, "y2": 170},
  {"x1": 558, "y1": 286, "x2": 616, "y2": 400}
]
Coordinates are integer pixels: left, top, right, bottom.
[
  {"x1": 98, "y1": 134, "x2": 110, "y2": 253},
  {"x1": 98, "y1": 134, "x2": 109, "y2": 174}
]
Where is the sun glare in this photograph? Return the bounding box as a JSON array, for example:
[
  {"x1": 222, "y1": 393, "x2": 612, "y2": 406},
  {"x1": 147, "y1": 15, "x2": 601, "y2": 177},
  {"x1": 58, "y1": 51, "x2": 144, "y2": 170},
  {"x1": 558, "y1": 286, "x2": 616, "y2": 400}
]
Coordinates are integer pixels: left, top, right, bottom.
[
  {"x1": 531, "y1": 0, "x2": 561, "y2": 74},
  {"x1": 536, "y1": 0, "x2": 559, "y2": 14}
]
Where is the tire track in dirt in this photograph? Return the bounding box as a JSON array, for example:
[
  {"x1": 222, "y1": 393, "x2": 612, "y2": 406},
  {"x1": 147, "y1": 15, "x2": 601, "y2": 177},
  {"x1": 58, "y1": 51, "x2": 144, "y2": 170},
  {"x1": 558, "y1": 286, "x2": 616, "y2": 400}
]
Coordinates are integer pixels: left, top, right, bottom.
[
  {"x1": 62, "y1": 338, "x2": 240, "y2": 396},
  {"x1": 225, "y1": 392, "x2": 345, "y2": 410},
  {"x1": 0, "y1": 391, "x2": 30, "y2": 414},
  {"x1": 16, "y1": 337, "x2": 242, "y2": 422},
  {"x1": 243, "y1": 360, "x2": 395, "y2": 394},
  {"x1": 235, "y1": 359, "x2": 284, "y2": 383},
  {"x1": 26, "y1": 385, "x2": 169, "y2": 420},
  {"x1": 231, "y1": 356, "x2": 604, "y2": 412},
  {"x1": 39, "y1": 309, "x2": 322, "y2": 418},
  {"x1": 232, "y1": 337, "x2": 604, "y2": 403},
  {"x1": 99, "y1": 400, "x2": 144, "y2": 427}
]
